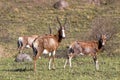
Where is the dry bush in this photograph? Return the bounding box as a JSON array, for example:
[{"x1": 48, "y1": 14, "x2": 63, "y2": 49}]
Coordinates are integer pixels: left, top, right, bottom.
[
  {"x1": 88, "y1": 0, "x2": 117, "y2": 5},
  {"x1": 86, "y1": 17, "x2": 118, "y2": 40},
  {"x1": 89, "y1": 0, "x2": 101, "y2": 6},
  {"x1": 85, "y1": 17, "x2": 120, "y2": 55},
  {"x1": 100, "y1": 0, "x2": 114, "y2": 5}
]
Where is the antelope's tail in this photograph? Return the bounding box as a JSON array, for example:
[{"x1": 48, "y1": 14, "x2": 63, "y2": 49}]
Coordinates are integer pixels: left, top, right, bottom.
[{"x1": 17, "y1": 39, "x2": 23, "y2": 49}]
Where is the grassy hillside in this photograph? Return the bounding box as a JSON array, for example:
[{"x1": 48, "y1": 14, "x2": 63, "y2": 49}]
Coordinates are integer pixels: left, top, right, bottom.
[
  {"x1": 0, "y1": 0, "x2": 120, "y2": 80},
  {"x1": 0, "y1": 0, "x2": 120, "y2": 57}
]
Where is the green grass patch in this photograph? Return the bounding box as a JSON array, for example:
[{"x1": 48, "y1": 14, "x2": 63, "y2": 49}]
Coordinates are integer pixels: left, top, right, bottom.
[{"x1": 0, "y1": 54, "x2": 119, "y2": 80}]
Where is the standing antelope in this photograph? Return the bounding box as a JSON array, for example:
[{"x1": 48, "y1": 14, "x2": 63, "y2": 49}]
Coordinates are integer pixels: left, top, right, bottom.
[
  {"x1": 32, "y1": 17, "x2": 67, "y2": 72},
  {"x1": 64, "y1": 34, "x2": 107, "y2": 70},
  {"x1": 17, "y1": 35, "x2": 39, "y2": 53}
]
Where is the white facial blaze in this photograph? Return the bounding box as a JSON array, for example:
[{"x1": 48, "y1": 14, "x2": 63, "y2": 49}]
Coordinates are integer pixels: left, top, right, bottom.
[
  {"x1": 62, "y1": 30, "x2": 65, "y2": 38},
  {"x1": 102, "y1": 42, "x2": 105, "y2": 45}
]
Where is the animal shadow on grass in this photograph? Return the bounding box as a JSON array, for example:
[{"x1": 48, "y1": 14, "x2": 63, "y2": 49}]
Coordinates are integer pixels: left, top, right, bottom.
[{"x1": 2, "y1": 67, "x2": 33, "y2": 72}]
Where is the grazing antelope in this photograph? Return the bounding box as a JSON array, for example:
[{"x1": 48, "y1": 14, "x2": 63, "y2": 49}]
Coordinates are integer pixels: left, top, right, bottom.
[
  {"x1": 64, "y1": 34, "x2": 107, "y2": 70},
  {"x1": 17, "y1": 26, "x2": 52, "y2": 54},
  {"x1": 17, "y1": 35, "x2": 39, "y2": 53},
  {"x1": 32, "y1": 17, "x2": 67, "y2": 72}
]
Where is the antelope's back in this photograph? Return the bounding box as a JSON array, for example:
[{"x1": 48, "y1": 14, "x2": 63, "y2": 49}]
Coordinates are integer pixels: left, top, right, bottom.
[{"x1": 43, "y1": 36, "x2": 59, "y2": 51}]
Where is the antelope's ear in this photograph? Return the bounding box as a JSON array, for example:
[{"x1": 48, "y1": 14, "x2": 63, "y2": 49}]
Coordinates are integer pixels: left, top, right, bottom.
[{"x1": 105, "y1": 34, "x2": 110, "y2": 40}]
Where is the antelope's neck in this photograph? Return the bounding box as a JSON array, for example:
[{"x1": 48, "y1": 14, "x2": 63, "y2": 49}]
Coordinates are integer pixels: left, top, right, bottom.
[
  {"x1": 98, "y1": 39, "x2": 103, "y2": 50},
  {"x1": 55, "y1": 33, "x2": 63, "y2": 43}
]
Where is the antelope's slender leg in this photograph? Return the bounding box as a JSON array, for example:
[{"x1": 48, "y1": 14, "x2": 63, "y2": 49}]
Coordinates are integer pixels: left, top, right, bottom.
[
  {"x1": 33, "y1": 48, "x2": 43, "y2": 72},
  {"x1": 52, "y1": 50, "x2": 56, "y2": 69},
  {"x1": 64, "y1": 58, "x2": 68, "y2": 68},
  {"x1": 48, "y1": 52, "x2": 52, "y2": 70},
  {"x1": 69, "y1": 56, "x2": 72, "y2": 68},
  {"x1": 93, "y1": 55, "x2": 99, "y2": 70},
  {"x1": 34, "y1": 60, "x2": 36, "y2": 72},
  {"x1": 19, "y1": 44, "x2": 26, "y2": 53}
]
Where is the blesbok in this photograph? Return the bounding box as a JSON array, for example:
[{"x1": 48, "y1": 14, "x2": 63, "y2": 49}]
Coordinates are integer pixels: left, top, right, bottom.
[
  {"x1": 64, "y1": 34, "x2": 107, "y2": 70},
  {"x1": 17, "y1": 35, "x2": 39, "y2": 53},
  {"x1": 17, "y1": 26, "x2": 52, "y2": 54},
  {"x1": 32, "y1": 17, "x2": 67, "y2": 72}
]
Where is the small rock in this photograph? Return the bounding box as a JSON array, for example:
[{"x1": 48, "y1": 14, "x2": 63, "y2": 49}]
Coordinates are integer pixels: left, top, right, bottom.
[
  {"x1": 53, "y1": 0, "x2": 69, "y2": 10},
  {"x1": 15, "y1": 53, "x2": 32, "y2": 62}
]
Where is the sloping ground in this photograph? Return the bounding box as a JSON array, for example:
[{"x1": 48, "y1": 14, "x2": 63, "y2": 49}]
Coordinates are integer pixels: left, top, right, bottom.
[
  {"x1": 0, "y1": 1, "x2": 119, "y2": 80},
  {"x1": 0, "y1": 45, "x2": 9, "y2": 57},
  {"x1": 0, "y1": 45, "x2": 5, "y2": 57},
  {"x1": 0, "y1": 0, "x2": 120, "y2": 57}
]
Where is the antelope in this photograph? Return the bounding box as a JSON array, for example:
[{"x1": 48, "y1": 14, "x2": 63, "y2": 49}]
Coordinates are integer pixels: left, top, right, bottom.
[
  {"x1": 64, "y1": 34, "x2": 107, "y2": 70},
  {"x1": 32, "y1": 17, "x2": 67, "y2": 72},
  {"x1": 17, "y1": 26, "x2": 52, "y2": 54},
  {"x1": 17, "y1": 35, "x2": 39, "y2": 53}
]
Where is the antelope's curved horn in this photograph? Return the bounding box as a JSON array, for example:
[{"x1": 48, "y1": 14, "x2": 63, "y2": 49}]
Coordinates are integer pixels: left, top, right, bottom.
[
  {"x1": 56, "y1": 17, "x2": 62, "y2": 27},
  {"x1": 64, "y1": 18, "x2": 67, "y2": 26},
  {"x1": 49, "y1": 25, "x2": 52, "y2": 34}
]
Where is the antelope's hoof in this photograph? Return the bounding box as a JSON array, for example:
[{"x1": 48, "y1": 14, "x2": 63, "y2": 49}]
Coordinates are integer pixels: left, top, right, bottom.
[
  {"x1": 52, "y1": 67, "x2": 56, "y2": 70},
  {"x1": 96, "y1": 68, "x2": 99, "y2": 71},
  {"x1": 48, "y1": 68, "x2": 51, "y2": 70}
]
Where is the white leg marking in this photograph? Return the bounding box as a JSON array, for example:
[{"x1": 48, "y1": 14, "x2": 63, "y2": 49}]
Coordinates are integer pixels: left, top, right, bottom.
[
  {"x1": 52, "y1": 51, "x2": 56, "y2": 69},
  {"x1": 53, "y1": 50, "x2": 56, "y2": 56},
  {"x1": 69, "y1": 57, "x2": 72, "y2": 68},
  {"x1": 64, "y1": 59, "x2": 68, "y2": 68},
  {"x1": 49, "y1": 58, "x2": 52, "y2": 70},
  {"x1": 48, "y1": 52, "x2": 52, "y2": 70},
  {"x1": 96, "y1": 60, "x2": 99, "y2": 70},
  {"x1": 49, "y1": 52, "x2": 51, "y2": 57}
]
